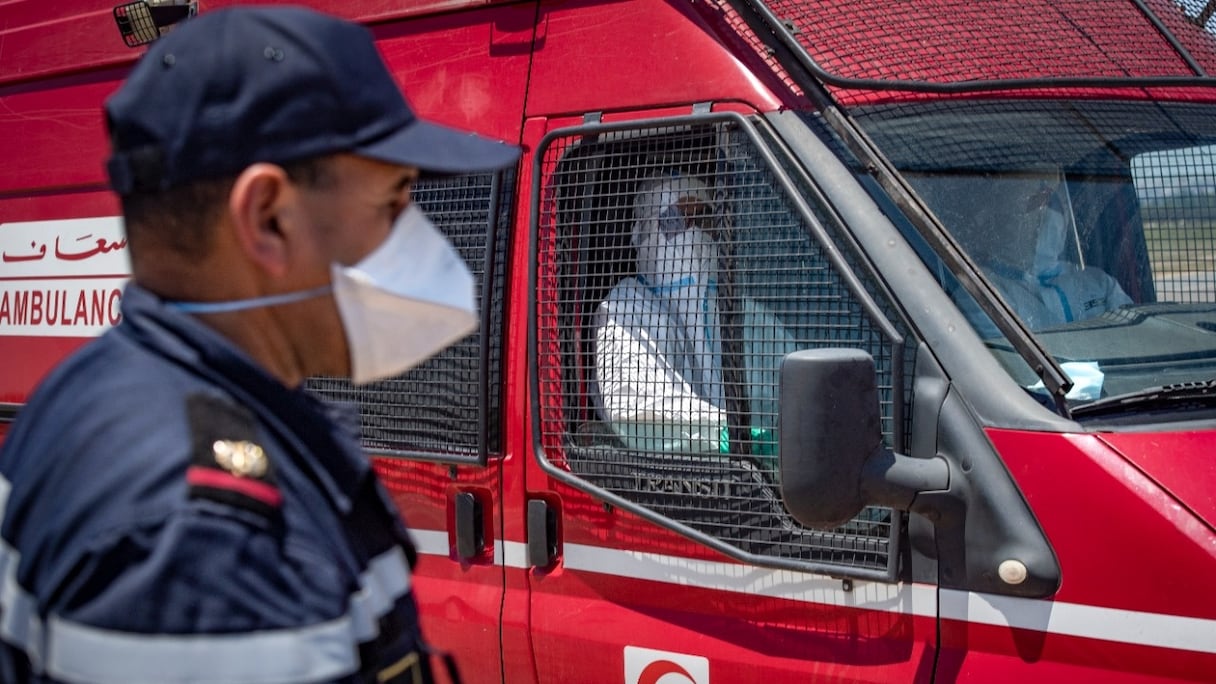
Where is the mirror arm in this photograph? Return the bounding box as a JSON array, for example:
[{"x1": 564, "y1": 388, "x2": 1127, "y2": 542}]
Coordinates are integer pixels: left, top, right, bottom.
[{"x1": 860, "y1": 449, "x2": 951, "y2": 512}]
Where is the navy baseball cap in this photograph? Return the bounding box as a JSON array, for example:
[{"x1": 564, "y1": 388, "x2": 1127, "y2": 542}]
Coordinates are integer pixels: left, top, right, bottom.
[{"x1": 105, "y1": 5, "x2": 520, "y2": 194}]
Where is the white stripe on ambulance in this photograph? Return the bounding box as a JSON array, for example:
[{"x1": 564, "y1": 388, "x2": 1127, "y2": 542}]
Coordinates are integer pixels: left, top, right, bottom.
[{"x1": 410, "y1": 529, "x2": 1216, "y2": 656}]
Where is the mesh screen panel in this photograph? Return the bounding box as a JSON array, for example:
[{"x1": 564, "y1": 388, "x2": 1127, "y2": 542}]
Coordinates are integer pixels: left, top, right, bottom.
[
  {"x1": 307, "y1": 171, "x2": 512, "y2": 462},
  {"x1": 1151, "y1": 0, "x2": 1216, "y2": 68},
  {"x1": 112, "y1": 2, "x2": 196, "y2": 48},
  {"x1": 850, "y1": 98, "x2": 1216, "y2": 308},
  {"x1": 113, "y1": 3, "x2": 161, "y2": 47},
  {"x1": 534, "y1": 116, "x2": 910, "y2": 575},
  {"x1": 853, "y1": 99, "x2": 1216, "y2": 174},
  {"x1": 764, "y1": 0, "x2": 1216, "y2": 98},
  {"x1": 1134, "y1": 144, "x2": 1216, "y2": 303}
]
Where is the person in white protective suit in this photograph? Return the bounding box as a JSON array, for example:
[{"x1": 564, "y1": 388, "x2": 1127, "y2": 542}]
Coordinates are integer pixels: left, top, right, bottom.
[
  {"x1": 973, "y1": 178, "x2": 1132, "y2": 336},
  {"x1": 591, "y1": 172, "x2": 798, "y2": 456}
]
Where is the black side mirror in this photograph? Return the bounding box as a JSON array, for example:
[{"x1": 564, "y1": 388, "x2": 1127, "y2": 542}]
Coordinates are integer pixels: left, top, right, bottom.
[{"x1": 779, "y1": 348, "x2": 948, "y2": 529}]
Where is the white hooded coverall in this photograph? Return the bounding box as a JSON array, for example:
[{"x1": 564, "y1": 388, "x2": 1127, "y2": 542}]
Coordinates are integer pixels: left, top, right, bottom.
[
  {"x1": 981, "y1": 194, "x2": 1132, "y2": 334},
  {"x1": 592, "y1": 173, "x2": 797, "y2": 455}
]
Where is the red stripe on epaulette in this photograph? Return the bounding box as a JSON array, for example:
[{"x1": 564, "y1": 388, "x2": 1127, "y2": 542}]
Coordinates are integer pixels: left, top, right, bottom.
[{"x1": 186, "y1": 466, "x2": 284, "y2": 508}]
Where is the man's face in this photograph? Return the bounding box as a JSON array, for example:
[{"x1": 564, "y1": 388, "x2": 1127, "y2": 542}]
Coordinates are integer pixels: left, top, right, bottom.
[
  {"x1": 295, "y1": 154, "x2": 418, "y2": 268},
  {"x1": 281, "y1": 154, "x2": 419, "y2": 378}
]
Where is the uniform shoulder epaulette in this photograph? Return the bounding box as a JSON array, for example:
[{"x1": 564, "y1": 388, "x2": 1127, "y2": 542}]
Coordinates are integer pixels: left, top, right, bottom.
[{"x1": 185, "y1": 393, "x2": 282, "y2": 517}]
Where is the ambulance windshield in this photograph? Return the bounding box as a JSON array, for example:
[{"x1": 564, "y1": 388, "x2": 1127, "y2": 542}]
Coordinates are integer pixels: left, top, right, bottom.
[{"x1": 854, "y1": 98, "x2": 1216, "y2": 410}]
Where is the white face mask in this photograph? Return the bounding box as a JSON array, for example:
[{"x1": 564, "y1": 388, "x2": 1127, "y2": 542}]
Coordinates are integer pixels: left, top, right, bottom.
[
  {"x1": 167, "y1": 204, "x2": 477, "y2": 385},
  {"x1": 331, "y1": 203, "x2": 478, "y2": 384}
]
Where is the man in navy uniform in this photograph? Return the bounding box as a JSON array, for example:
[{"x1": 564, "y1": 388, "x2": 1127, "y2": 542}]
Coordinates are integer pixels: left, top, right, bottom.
[{"x1": 0, "y1": 6, "x2": 517, "y2": 683}]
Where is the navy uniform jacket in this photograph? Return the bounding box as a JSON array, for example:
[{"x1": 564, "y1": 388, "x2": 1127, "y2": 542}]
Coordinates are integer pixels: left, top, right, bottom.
[{"x1": 0, "y1": 283, "x2": 439, "y2": 684}]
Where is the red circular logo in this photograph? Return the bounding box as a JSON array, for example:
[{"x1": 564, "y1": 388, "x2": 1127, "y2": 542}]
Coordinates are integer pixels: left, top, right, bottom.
[{"x1": 637, "y1": 659, "x2": 697, "y2": 684}]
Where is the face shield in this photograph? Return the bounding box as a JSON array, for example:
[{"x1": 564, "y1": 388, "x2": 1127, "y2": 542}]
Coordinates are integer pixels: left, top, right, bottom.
[{"x1": 1024, "y1": 177, "x2": 1077, "y2": 280}]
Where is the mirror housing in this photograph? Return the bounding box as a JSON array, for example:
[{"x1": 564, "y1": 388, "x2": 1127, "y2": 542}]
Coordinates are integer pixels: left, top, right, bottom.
[{"x1": 779, "y1": 348, "x2": 948, "y2": 529}]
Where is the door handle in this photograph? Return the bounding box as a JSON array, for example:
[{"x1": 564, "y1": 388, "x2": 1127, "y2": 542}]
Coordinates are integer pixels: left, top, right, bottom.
[
  {"x1": 455, "y1": 491, "x2": 485, "y2": 561},
  {"x1": 527, "y1": 499, "x2": 558, "y2": 568}
]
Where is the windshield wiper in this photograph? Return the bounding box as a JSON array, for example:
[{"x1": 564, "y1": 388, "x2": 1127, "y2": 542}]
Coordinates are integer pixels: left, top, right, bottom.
[{"x1": 1070, "y1": 379, "x2": 1216, "y2": 418}]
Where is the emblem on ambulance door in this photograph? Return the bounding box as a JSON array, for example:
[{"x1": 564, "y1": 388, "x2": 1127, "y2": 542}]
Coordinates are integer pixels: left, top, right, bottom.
[{"x1": 624, "y1": 646, "x2": 708, "y2": 684}]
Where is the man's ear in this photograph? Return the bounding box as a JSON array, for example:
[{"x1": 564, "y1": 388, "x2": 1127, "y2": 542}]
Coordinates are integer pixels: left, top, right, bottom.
[{"x1": 228, "y1": 164, "x2": 294, "y2": 278}]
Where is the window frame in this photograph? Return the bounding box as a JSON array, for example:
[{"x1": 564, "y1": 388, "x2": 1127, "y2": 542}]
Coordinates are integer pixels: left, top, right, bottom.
[{"x1": 528, "y1": 111, "x2": 911, "y2": 579}]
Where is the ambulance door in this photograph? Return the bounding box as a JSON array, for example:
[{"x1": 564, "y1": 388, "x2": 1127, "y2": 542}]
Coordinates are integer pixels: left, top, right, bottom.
[
  {"x1": 519, "y1": 108, "x2": 937, "y2": 683},
  {"x1": 309, "y1": 160, "x2": 516, "y2": 682},
  {"x1": 306, "y1": 6, "x2": 536, "y2": 682}
]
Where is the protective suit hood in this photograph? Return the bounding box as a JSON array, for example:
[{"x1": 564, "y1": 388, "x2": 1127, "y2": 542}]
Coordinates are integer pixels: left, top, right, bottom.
[{"x1": 632, "y1": 173, "x2": 719, "y2": 288}]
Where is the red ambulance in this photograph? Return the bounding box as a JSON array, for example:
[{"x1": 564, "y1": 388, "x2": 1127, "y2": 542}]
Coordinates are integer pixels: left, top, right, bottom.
[{"x1": 2, "y1": 0, "x2": 1215, "y2": 681}]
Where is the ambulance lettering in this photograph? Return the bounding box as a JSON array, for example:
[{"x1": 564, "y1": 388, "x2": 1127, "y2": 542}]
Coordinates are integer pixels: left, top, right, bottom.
[
  {"x1": 0, "y1": 217, "x2": 131, "y2": 337},
  {"x1": 624, "y1": 646, "x2": 708, "y2": 684},
  {"x1": 0, "y1": 288, "x2": 123, "y2": 328}
]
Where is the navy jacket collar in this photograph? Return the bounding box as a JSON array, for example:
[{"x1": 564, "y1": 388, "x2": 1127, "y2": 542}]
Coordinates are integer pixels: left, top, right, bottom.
[{"x1": 116, "y1": 282, "x2": 370, "y2": 512}]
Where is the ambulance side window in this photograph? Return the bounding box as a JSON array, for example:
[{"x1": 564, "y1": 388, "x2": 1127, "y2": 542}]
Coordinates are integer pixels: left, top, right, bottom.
[
  {"x1": 533, "y1": 116, "x2": 914, "y2": 578},
  {"x1": 307, "y1": 171, "x2": 514, "y2": 465}
]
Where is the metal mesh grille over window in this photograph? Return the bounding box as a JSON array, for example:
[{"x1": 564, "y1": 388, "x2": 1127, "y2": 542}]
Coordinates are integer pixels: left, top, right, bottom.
[
  {"x1": 760, "y1": 0, "x2": 1216, "y2": 101},
  {"x1": 853, "y1": 99, "x2": 1216, "y2": 315},
  {"x1": 1134, "y1": 144, "x2": 1216, "y2": 303},
  {"x1": 533, "y1": 116, "x2": 908, "y2": 576},
  {"x1": 307, "y1": 171, "x2": 512, "y2": 463}
]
